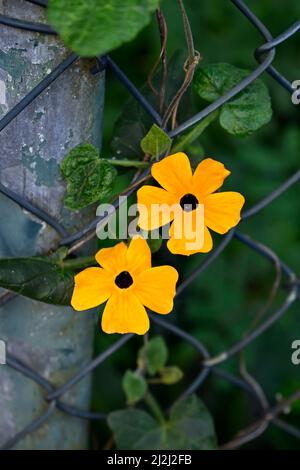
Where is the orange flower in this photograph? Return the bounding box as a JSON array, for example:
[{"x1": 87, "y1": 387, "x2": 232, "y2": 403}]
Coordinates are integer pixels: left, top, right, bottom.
[
  {"x1": 137, "y1": 153, "x2": 245, "y2": 255},
  {"x1": 71, "y1": 237, "x2": 178, "y2": 335}
]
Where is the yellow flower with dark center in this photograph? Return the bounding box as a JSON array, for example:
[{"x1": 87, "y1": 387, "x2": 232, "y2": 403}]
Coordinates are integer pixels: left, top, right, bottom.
[
  {"x1": 71, "y1": 237, "x2": 178, "y2": 335},
  {"x1": 137, "y1": 152, "x2": 245, "y2": 255}
]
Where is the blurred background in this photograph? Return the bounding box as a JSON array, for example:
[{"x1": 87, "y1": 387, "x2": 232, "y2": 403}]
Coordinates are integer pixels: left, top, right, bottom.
[{"x1": 92, "y1": 0, "x2": 300, "y2": 449}]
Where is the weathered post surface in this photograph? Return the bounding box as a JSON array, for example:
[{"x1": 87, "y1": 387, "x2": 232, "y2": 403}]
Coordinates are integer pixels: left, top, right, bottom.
[{"x1": 0, "y1": 0, "x2": 104, "y2": 449}]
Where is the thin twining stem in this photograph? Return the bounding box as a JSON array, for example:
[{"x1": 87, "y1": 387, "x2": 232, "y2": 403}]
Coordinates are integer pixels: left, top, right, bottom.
[
  {"x1": 203, "y1": 233, "x2": 298, "y2": 366},
  {"x1": 147, "y1": 8, "x2": 168, "y2": 114},
  {"x1": 238, "y1": 240, "x2": 282, "y2": 411},
  {"x1": 162, "y1": 0, "x2": 200, "y2": 129},
  {"x1": 221, "y1": 388, "x2": 300, "y2": 449}
]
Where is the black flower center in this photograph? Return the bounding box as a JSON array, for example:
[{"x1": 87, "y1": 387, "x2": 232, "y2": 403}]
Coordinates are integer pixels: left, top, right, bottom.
[
  {"x1": 179, "y1": 193, "x2": 199, "y2": 212},
  {"x1": 115, "y1": 271, "x2": 133, "y2": 289}
]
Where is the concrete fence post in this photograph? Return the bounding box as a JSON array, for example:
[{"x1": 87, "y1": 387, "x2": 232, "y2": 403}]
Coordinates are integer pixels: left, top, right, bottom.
[{"x1": 0, "y1": 0, "x2": 104, "y2": 449}]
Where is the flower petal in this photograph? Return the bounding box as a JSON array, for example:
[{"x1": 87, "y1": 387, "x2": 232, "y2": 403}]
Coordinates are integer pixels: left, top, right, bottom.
[
  {"x1": 204, "y1": 191, "x2": 245, "y2": 234},
  {"x1": 126, "y1": 236, "x2": 151, "y2": 275},
  {"x1": 101, "y1": 290, "x2": 149, "y2": 335},
  {"x1": 134, "y1": 266, "x2": 178, "y2": 314},
  {"x1": 71, "y1": 267, "x2": 114, "y2": 311},
  {"x1": 95, "y1": 242, "x2": 127, "y2": 274},
  {"x1": 137, "y1": 185, "x2": 178, "y2": 230},
  {"x1": 151, "y1": 152, "x2": 193, "y2": 196},
  {"x1": 192, "y1": 158, "x2": 231, "y2": 198},
  {"x1": 167, "y1": 218, "x2": 213, "y2": 256}
]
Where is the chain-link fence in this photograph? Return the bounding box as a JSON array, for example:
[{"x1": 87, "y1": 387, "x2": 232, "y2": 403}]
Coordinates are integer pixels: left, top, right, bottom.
[{"x1": 0, "y1": 0, "x2": 300, "y2": 450}]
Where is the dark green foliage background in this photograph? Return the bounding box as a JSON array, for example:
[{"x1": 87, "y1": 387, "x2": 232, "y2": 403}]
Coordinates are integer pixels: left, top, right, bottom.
[{"x1": 91, "y1": 0, "x2": 300, "y2": 449}]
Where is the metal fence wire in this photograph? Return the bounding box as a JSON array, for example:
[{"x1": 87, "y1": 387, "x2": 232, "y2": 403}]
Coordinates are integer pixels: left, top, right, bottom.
[{"x1": 0, "y1": 0, "x2": 300, "y2": 450}]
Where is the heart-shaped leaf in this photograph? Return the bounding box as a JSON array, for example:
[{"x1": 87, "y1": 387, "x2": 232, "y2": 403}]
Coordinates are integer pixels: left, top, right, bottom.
[
  {"x1": 141, "y1": 124, "x2": 172, "y2": 158},
  {"x1": 122, "y1": 370, "x2": 148, "y2": 405},
  {"x1": 159, "y1": 366, "x2": 184, "y2": 385},
  {"x1": 108, "y1": 394, "x2": 217, "y2": 450},
  {"x1": 138, "y1": 336, "x2": 168, "y2": 376},
  {"x1": 111, "y1": 50, "x2": 193, "y2": 160},
  {"x1": 194, "y1": 63, "x2": 272, "y2": 136},
  {"x1": 0, "y1": 257, "x2": 75, "y2": 305},
  {"x1": 48, "y1": 0, "x2": 160, "y2": 57},
  {"x1": 60, "y1": 143, "x2": 117, "y2": 210}
]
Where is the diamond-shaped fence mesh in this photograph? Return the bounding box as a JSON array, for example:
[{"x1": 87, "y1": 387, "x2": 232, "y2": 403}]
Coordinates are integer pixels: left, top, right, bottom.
[{"x1": 0, "y1": 0, "x2": 300, "y2": 450}]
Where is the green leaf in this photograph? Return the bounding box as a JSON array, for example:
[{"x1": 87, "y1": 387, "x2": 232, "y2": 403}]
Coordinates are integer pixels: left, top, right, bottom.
[
  {"x1": 166, "y1": 395, "x2": 217, "y2": 450},
  {"x1": 60, "y1": 143, "x2": 117, "y2": 210},
  {"x1": 122, "y1": 370, "x2": 148, "y2": 405},
  {"x1": 107, "y1": 394, "x2": 217, "y2": 450},
  {"x1": 172, "y1": 110, "x2": 218, "y2": 153},
  {"x1": 48, "y1": 0, "x2": 159, "y2": 57},
  {"x1": 147, "y1": 237, "x2": 162, "y2": 254},
  {"x1": 160, "y1": 366, "x2": 184, "y2": 385},
  {"x1": 49, "y1": 247, "x2": 69, "y2": 262},
  {"x1": 111, "y1": 50, "x2": 193, "y2": 160},
  {"x1": 112, "y1": 114, "x2": 149, "y2": 161},
  {"x1": 141, "y1": 124, "x2": 172, "y2": 158},
  {"x1": 108, "y1": 408, "x2": 162, "y2": 450},
  {"x1": 106, "y1": 159, "x2": 148, "y2": 169},
  {"x1": 194, "y1": 63, "x2": 272, "y2": 136},
  {"x1": 0, "y1": 257, "x2": 74, "y2": 305},
  {"x1": 138, "y1": 336, "x2": 168, "y2": 376}
]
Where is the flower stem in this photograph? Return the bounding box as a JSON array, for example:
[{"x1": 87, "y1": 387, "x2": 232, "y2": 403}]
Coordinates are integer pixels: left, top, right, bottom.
[
  {"x1": 62, "y1": 256, "x2": 96, "y2": 270},
  {"x1": 144, "y1": 392, "x2": 165, "y2": 424},
  {"x1": 172, "y1": 110, "x2": 218, "y2": 153},
  {"x1": 143, "y1": 333, "x2": 149, "y2": 372},
  {"x1": 105, "y1": 159, "x2": 148, "y2": 168}
]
